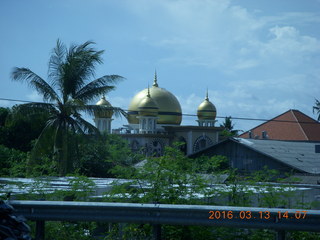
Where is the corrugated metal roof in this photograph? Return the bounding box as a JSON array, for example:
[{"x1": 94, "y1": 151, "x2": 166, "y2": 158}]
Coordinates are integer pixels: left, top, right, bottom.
[{"x1": 234, "y1": 138, "x2": 320, "y2": 174}]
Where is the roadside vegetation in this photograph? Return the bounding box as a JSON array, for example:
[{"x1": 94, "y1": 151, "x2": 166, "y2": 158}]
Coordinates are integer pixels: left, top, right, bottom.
[{"x1": 1, "y1": 133, "x2": 319, "y2": 239}]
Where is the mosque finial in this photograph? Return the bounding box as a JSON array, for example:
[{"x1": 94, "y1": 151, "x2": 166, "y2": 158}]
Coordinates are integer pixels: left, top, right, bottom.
[
  {"x1": 205, "y1": 88, "x2": 209, "y2": 101},
  {"x1": 147, "y1": 84, "x2": 151, "y2": 97},
  {"x1": 153, "y1": 70, "x2": 158, "y2": 87}
]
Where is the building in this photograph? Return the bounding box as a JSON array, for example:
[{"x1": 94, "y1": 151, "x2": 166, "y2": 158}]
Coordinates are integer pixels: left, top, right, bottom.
[
  {"x1": 239, "y1": 109, "x2": 320, "y2": 141},
  {"x1": 190, "y1": 137, "x2": 320, "y2": 175},
  {"x1": 94, "y1": 72, "x2": 223, "y2": 156}
]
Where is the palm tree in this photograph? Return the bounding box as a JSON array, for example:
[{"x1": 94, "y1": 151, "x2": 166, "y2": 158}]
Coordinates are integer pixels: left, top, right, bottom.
[
  {"x1": 11, "y1": 40, "x2": 125, "y2": 175},
  {"x1": 220, "y1": 116, "x2": 240, "y2": 136},
  {"x1": 313, "y1": 99, "x2": 320, "y2": 121}
]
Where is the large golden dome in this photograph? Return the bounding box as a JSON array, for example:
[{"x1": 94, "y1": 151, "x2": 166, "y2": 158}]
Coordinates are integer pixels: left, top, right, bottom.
[
  {"x1": 127, "y1": 74, "x2": 182, "y2": 125},
  {"x1": 94, "y1": 96, "x2": 113, "y2": 118},
  {"x1": 197, "y1": 92, "x2": 217, "y2": 120}
]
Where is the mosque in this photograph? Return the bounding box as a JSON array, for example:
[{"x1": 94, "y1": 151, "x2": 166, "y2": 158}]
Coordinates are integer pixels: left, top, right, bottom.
[{"x1": 94, "y1": 73, "x2": 222, "y2": 156}]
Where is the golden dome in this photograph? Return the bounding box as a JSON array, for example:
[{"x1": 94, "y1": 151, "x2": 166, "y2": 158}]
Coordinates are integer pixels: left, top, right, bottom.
[
  {"x1": 94, "y1": 96, "x2": 113, "y2": 118},
  {"x1": 197, "y1": 92, "x2": 217, "y2": 120},
  {"x1": 127, "y1": 73, "x2": 182, "y2": 124},
  {"x1": 138, "y1": 89, "x2": 159, "y2": 117}
]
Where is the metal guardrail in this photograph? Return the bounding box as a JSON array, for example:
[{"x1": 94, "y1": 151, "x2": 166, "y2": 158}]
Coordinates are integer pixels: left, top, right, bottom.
[{"x1": 10, "y1": 200, "x2": 320, "y2": 240}]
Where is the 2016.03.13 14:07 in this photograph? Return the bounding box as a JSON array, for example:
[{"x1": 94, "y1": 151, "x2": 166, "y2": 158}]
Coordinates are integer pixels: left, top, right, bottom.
[{"x1": 208, "y1": 210, "x2": 308, "y2": 220}]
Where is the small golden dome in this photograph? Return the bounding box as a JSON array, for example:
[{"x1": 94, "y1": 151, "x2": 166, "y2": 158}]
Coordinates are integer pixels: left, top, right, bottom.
[
  {"x1": 127, "y1": 73, "x2": 182, "y2": 124},
  {"x1": 197, "y1": 92, "x2": 217, "y2": 120},
  {"x1": 95, "y1": 96, "x2": 113, "y2": 118},
  {"x1": 138, "y1": 89, "x2": 159, "y2": 117}
]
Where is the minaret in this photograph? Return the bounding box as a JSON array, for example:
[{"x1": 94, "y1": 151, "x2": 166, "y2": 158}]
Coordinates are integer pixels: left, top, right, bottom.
[
  {"x1": 197, "y1": 89, "x2": 217, "y2": 127},
  {"x1": 94, "y1": 96, "x2": 113, "y2": 133},
  {"x1": 137, "y1": 86, "x2": 159, "y2": 134}
]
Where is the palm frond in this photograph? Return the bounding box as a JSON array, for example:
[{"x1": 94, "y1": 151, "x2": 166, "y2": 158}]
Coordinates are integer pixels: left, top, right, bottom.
[
  {"x1": 74, "y1": 104, "x2": 127, "y2": 119},
  {"x1": 13, "y1": 102, "x2": 58, "y2": 117},
  {"x1": 74, "y1": 75, "x2": 124, "y2": 102},
  {"x1": 28, "y1": 123, "x2": 56, "y2": 174},
  {"x1": 313, "y1": 99, "x2": 320, "y2": 121},
  {"x1": 12, "y1": 68, "x2": 60, "y2": 102},
  {"x1": 72, "y1": 115, "x2": 100, "y2": 135},
  {"x1": 48, "y1": 39, "x2": 67, "y2": 88},
  {"x1": 62, "y1": 41, "x2": 105, "y2": 98}
]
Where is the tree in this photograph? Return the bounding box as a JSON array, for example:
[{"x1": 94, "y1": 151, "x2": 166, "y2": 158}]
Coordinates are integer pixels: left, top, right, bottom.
[
  {"x1": 78, "y1": 134, "x2": 133, "y2": 178},
  {"x1": 0, "y1": 106, "x2": 49, "y2": 152},
  {"x1": 313, "y1": 99, "x2": 320, "y2": 121},
  {"x1": 220, "y1": 116, "x2": 240, "y2": 136},
  {"x1": 11, "y1": 40, "x2": 125, "y2": 175}
]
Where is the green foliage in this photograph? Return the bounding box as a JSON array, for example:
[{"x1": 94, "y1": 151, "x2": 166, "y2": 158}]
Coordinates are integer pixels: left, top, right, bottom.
[
  {"x1": 78, "y1": 134, "x2": 133, "y2": 177},
  {"x1": 104, "y1": 223, "x2": 153, "y2": 240},
  {"x1": 193, "y1": 155, "x2": 229, "y2": 173},
  {"x1": 223, "y1": 168, "x2": 254, "y2": 207},
  {"x1": 0, "y1": 144, "x2": 28, "y2": 177},
  {"x1": 247, "y1": 166, "x2": 296, "y2": 208},
  {"x1": 105, "y1": 145, "x2": 240, "y2": 239},
  {"x1": 288, "y1": 231, "x2": 320, "y2": 240},
  {"x1": 14, "y1": 175, "x2": 96, "y2": 202},
  {"x1": 0, "y1": 144, "x2": 59, "y2": 178},
  {"x1": 107, "y1": 144, "x2": 222, "y2": 205},
  {"x1": 28, "y1": 221, "x2": 97, "y2": 240},
  {"x1": 0, "y1": 107, "x2": 10, "y2": 126},
  {"x1": 2, "y1": 142, "x2": 319, "y2": 239},
  {"x1": 0, "y1": 106, "x2": 48, "y2": 152}
]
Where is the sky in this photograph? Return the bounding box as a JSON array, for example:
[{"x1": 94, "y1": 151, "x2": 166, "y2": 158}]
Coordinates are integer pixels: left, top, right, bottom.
[{"x1": 1, "y1": 0, "x2": 320, "y2": 132}]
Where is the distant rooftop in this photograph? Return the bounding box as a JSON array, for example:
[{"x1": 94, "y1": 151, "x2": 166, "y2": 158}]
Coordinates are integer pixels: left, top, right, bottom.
[{"x1": 240, "y1": 109, "x2": 320, "y2": 141}]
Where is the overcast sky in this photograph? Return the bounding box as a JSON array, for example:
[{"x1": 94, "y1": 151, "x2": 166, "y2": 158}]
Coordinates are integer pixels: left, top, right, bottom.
[{"x1": 1, "y1": 0, "x2": 320, "y2": 132}]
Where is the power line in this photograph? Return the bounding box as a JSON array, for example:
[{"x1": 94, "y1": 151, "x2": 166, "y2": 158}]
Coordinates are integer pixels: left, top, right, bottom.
[
  {"x1": 0, "y1": 97, "x2": 43, "y2": 104},
  {"x1": 0, "y1": 97, "x2": 319, "y2": 125}
]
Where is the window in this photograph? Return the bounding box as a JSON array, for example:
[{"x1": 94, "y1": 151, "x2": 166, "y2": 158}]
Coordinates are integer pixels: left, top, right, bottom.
[{"x1": 193, "y1": 135, "x2": 213, "y2": 152}]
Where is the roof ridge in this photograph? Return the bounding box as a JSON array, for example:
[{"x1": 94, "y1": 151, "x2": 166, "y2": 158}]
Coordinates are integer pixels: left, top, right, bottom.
[
  {"x1": 239, "y1": 109, "x2": 293, "y2": 136},
  {"x1": 291, "y1": 110, "x2": 311, "y2": 140},
  {"x1": 291, "y1": 109, "x2": 319, "y2": 123}
]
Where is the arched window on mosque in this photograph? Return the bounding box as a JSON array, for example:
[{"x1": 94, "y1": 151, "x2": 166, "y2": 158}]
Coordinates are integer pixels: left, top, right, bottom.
[
  {"x1": 193, "y1": 135, "x2": 213, "y2": 153},
  {"x1": 149, "y1": 140, "x2": 163, "y2": 157},
  {"x1": 131, "y1": 140, "x2": 140, "y2": 153},
  {"x1": 177, "y1": 136, "x2": 187, "y2": 155}
]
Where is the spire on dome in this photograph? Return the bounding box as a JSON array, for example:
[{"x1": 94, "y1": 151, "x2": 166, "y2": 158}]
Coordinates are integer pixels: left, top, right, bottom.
[
  {"x1": 153, "y1": 70, "x2": 158, "y2": 87},
  {"x1": 205, "y1": 88, "x2": 209, "y2": 101},
  {"x1": 147, "y1": 84, "x2": 151, "y2": 97}
]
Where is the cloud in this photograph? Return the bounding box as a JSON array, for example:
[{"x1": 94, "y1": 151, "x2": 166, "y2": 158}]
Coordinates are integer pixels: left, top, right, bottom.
[
  {"x1": 125, "y1": 0, "x2": 320, "y2": 75},
  {"x1": 114, "y1": 0, "x2": 320, "y2": 130},
  {"x1": 26, "y1": 91, "x2": 43, "y2": 102},
  {"x1": 258, "y1": 26, "x2": 320, "y2": 62}
]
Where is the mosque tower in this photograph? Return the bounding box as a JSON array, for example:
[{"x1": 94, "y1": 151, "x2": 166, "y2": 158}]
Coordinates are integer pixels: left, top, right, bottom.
[
  {"x1": 137, "y1": 86, "x2": 159, "y2": 134},
  {"x1": 197, "y1": 90, "x2": 217, "y2": 127},
  {"x1": 94, "y1": 96, "x2": 113, "y2": 133}
]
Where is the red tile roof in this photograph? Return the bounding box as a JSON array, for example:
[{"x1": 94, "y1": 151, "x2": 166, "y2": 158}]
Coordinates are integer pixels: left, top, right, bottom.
[{"x1": 239, "y1": 109, "x2": 320, "y2": 141}]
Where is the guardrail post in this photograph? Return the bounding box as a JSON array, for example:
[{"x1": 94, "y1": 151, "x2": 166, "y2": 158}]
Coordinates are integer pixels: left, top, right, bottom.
[
  {"x1": 276, "y1": 230, "x2": 286, "y2": 240},
  {"x1": 35, "y1": 220, "x2": 45, "y2": 240},
  {"x1": 153, "y1": 224, "x2": 161, "y2": 240}
]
